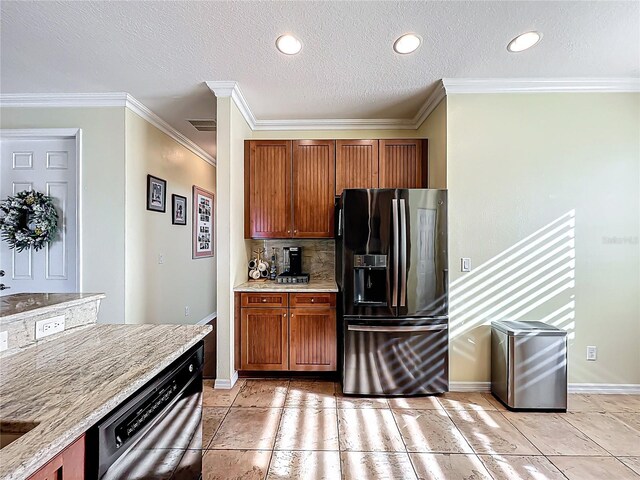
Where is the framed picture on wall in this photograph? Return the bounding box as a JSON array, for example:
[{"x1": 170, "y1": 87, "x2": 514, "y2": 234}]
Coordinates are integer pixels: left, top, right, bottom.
[
  {"x1": 172, "y1": 194, "x2": 187, "y2": 225},
  {"x1": 146, "y1": 174, "x2": 167, "y2": 212},
  {"x1": 192, "y1": 185, "x2": 214, "y2": 258}
]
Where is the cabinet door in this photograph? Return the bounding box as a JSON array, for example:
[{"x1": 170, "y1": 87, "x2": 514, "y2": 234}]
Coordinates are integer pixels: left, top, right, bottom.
[
  {"x1": 379, "y1": 139, "x2": 426, "y2": 189},
  {"x1": 245, "y1": 140, "x2": 292, "y2": 238},
  {"x1": 241, "y1": 308, "x2": 288, "y2": 370},
  {"x1": 289, "y1": 308, "x2": 337, "y2": 371},
  {"x1": 335, "y1": 140, "x2": 379, "y2": 195},
  {"x1": 29, "y1": 434, "x2": 85, "y2": 480},
  {"x1": 292, "y1": 140, "x2": 335, "y2": 238}
]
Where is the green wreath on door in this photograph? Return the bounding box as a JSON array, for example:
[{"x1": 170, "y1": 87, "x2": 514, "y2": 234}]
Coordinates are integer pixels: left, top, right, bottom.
[{"x1": 0, "y1": 190, "x2": 59, "y2": 252}]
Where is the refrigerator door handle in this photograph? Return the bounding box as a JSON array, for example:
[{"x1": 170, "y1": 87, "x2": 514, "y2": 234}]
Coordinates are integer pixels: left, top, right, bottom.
[
  {"x1": 391, "y1": 199, "x2": 399, "y2": 307},
  {"x1": 347, "y1": 324, "x2": 447, "y2": 333},
  {"x1": 399, "y1": 198, "x2": 407, "y2": 307}
]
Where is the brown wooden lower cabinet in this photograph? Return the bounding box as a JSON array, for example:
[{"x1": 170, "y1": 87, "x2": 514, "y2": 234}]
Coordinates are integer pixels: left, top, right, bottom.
[
  {"x1": 238, "y1": 292, "x2": 337, "y2": 372},
  {"x1": 240, "y1": 307, "x2": 288, "y2": 370},
  {"x1": 289, "y1": 307, "x2": 337, "y2": 371},
  {"x1": 28, "y1": 434, "x2": 85, "y2": 480}
]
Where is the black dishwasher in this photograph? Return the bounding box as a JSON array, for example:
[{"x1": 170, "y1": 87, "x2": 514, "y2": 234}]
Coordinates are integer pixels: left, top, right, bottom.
[{"x1": 87, "y1": 342, "x2": 204, "y2": 480}]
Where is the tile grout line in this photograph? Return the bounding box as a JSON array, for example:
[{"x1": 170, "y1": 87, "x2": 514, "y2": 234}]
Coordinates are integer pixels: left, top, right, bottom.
[
  {"x1": 263, "y1": 379, "x2": 291, "y2": 479},
  {"x1": 388, "y1": 406, "x2": 420, "y2": 480},
  {"x1": 203, "y1": 378, "x2": 245, "y2": 449},
  {"x1": 334, "y1": 380, "x2": 345, "y2": 480},
  {"x1": 555, "y1": 411, "x2": 618, "y2": 458}
]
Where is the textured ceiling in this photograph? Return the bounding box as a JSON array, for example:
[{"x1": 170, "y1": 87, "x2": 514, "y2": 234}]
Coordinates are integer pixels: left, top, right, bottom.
[{"x1": 1, "y1": 1, "x2": 639, "y2": 158}]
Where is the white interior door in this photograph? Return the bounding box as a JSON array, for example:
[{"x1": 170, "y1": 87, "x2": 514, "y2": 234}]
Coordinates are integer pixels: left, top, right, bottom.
[{"x1": 0, "y1": 134, "x2": 78, "y2": 294}]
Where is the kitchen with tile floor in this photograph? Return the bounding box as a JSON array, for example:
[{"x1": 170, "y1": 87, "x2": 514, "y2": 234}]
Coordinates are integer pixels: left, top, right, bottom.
[{"x1": 199, "y1": 379, "x2": 640, "y2": 479}]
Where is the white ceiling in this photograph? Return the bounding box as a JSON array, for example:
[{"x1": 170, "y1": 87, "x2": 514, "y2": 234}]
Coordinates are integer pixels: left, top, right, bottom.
[{"x1": 1, "y1": 1, "x2": 639, "y2": 159}]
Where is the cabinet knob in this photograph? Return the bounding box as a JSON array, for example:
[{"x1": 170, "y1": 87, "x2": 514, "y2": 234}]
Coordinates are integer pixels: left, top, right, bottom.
[
  {"x1": 262, "y1": 298, "x2": 266, "y2": 302},
  {"x1": 287, "y1": 230, "x2": 291, "y2": 234},
  {"x1": 283, "y1": 313, "x2": 287, "y2": 317},
  {"x1": 311, "y1": 298, "x2": 315, "y2": 303},
  {"x1": 294, "y1": 229, "x2": 298, "y2": 234}
]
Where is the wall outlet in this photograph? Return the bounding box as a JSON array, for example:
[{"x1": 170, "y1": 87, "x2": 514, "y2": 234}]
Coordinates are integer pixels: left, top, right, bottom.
[
  {"x1": 0, "y1": 331, "x2": 8, "y2": 352},
  {"x1": 35, "y1": 315, "x2": 65, "y2": 340},
  {"x1": 586, "y1": 345, "x2": 597, "y2": 361},
  {"x1": 158, "y1": 254, "x2": 165, "y2": 265},
  {"x1": 184, "y1": 306, "x2": 190, "y2": 317},
  {"x1": 461, "y1": 257, "x2": 471, "y2": 272}
]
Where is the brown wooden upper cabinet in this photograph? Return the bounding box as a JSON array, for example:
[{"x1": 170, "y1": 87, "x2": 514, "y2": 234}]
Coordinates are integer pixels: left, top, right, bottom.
[
  {"x1": 335, "y1": 139, "x2": 379, "y2": 195},
  {"x1": 292, "y1": 140, "x2": 335, "y2": 237},
  {"x1": 245, "y1": 140, "x2": 292, "y2": 238},
  {"x1": 245, "y1": 140, "x2": 335, "y2": 239},
  {"x1": 379, "y1": 139, "x2": 427, "y2": 189}
]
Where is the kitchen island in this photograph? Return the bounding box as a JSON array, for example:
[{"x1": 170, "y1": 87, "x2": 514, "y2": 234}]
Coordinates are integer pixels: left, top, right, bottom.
[{"x1": 0, "y1": 322, "x2": 211, "y2": 480}]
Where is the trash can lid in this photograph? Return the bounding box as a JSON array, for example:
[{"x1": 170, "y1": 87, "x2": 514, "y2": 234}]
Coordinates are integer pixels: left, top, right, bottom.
[{"x1": 491, "y1": 320, "x2": 567, "y2": 336}]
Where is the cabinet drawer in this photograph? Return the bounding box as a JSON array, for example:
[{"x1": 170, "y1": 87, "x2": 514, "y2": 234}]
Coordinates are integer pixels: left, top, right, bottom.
[
  {"x1": 290, "y1": 293, "x2": 336, "y2": 308},
  {"x1": 241, "y1": 293, "x2": 288, "y2": 308}
]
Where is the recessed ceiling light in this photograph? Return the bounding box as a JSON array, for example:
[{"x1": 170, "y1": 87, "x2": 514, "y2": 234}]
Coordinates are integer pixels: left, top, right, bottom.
[
  {"x1": 507, "y1": 31, "x2": 542, "y2": 52},
  {"x1": 276, "y1": 34, "x2": 302, "y2": 55},
  {"x1": 393, "y1": 33, "x2": 422, "y2": 54}
]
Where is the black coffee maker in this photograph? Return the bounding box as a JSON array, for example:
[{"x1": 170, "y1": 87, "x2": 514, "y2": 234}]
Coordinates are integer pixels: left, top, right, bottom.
[{"x1": 277, "y1": 246, "x2": 309, "y2": 283}]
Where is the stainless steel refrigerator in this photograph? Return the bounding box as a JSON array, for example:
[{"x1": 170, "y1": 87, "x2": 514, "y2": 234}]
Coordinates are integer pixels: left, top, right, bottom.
[{"x1": 336, "y1": 189, "x2": 448, "y2": 396}]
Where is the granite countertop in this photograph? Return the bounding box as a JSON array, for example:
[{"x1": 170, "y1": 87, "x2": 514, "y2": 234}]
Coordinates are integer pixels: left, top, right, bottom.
[
  {"x1": 0, "y1": 293, "x2": 106, "y2": 324},
  {"x1": 234, "y1": 278, "x2": 338, "y2": 292},
  {"x1": 0, "y1": 323, "x2": 211, "y2": 480}
]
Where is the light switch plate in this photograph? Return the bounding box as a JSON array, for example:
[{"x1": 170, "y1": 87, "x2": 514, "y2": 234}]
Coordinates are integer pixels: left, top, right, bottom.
[
  {"x1": 461, "y1": 257, "x2": 471, "y2": 272},
  {"x1": 35, "y1": 315, "x2": 65, "y2": 340},
  {"x1": 586, "y1": 345, "x2": 597, "y2": 361},
  {"x1": 0, "y1": 331, "x2": 7, "y2": 352}
]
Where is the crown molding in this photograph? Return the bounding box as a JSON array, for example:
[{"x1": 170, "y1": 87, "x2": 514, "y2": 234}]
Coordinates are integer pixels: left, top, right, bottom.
[
  {"x1": 207, "y1": 80, "x2": 445, "y2": 131},
  {"x1": 441, "y1": 77, "x2": 640, "y2": 94},
  {"x1": 124, "y1": 95, "x2": 216, "y2": 165},
  {"x1": 0, "y1": 92, "x2": 216, "y2": 166}
]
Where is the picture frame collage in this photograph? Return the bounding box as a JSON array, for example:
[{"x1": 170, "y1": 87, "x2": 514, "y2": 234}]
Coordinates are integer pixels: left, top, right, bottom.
[{"x1": 146, "y1": 174, "x2": 214, "y2": 258}]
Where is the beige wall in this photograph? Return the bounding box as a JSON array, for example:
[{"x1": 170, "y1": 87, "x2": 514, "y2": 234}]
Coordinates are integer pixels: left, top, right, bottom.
[
  {"x1": 124, "y1": 109, "x2": 216, "y2": 325},
  {"x1": 215, "y1": 97, "x2": 252, "y2": 383},
  {"x1": 446, "y1": 93, "x2": 640, "y2": 385},
  {"x1": 417, "y1": 99, "x2": 447, "y2": 188},
  {"x1": 0, "y1": 107, "x2": 127, "y2": 323}
]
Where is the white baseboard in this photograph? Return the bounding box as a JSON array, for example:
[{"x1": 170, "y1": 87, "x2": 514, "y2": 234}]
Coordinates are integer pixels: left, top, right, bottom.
[
  {"x1": 196, "y1": 311, "x2": 217, "y2": 326},
  {"x1": 214, "y1": 370, "x2": 239, "y2": 390},
  {"x1": 568, "y1": 383, "x2": 640, "y2": 394},
  {"x1": 449, "y1": 381, "x2": 491, "y2": 392},
  {"x1": 449, "y1": 381, "x2": 640, "y2": 394}
]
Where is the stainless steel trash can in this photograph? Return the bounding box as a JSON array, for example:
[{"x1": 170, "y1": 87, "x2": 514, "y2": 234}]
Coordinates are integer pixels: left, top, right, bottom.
[{"x1": 491, "y1": 320, "x2": 567, "y2": 411}]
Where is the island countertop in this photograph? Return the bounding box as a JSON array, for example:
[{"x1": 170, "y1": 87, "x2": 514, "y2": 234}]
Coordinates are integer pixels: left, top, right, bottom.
[
  {"x1": 234, "y1": 278, "x2": 338, "y2": 293},
  {"x1": 0, "y1": 323, "x2": 211, "y2": 480},
  {"x1": 0, "y1": 293, "x2": 106, "y2": 324}
]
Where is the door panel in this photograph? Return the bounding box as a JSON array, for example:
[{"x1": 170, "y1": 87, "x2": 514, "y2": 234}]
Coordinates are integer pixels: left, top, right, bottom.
[
  {"x1": 341, "y1": 189, "x2": 396, "y2": 317},
  {"x1": 292, "y1": 140, "x2": 335, "y2": 238},
  {"x1": 397, "y1": 189, "x2": 448, "y2": 317},
  {"x1": 379, "y1": 139, "x2": 425, "y2": 189},
  {"x1": 342, "y1": 318, "x2": 449, "y2": 395},
  {"x1": 246, "y1": 141, "x2": 292, "y2": 238},
  {"x1": 335, "y1": 140, "x2": 379, "y2": 195},
  {"x1": 289, "y1": 307, "x2": 336, "y2": 371},
  {"x1": 241, "y1": 308, "x2": 288, "y2": 370},
  {"x1": 0, "y1": 136, "x2": 78, "y2": 293}
]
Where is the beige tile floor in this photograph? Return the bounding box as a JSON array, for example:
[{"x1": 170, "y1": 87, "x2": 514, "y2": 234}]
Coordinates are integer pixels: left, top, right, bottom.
[{"x1": 200, "y1": 379, "x2": 640, "y2": 479}]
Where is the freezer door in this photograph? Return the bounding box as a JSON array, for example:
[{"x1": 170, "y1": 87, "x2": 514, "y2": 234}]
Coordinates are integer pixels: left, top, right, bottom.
[
  {"x1": 342, "y1": 318, "x2": 449, "y2": 396},
  {"x1": 341, "y1": 189, "x2": 397, "y2": 317},
  {"x1": 397, "y1": 189, "x2": 448, "y2": 317}
]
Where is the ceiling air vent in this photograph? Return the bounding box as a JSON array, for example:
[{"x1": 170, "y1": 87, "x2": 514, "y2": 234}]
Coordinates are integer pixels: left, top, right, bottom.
[{"x1": 188, "y1": 119, "x2": 216, "y2": 132}]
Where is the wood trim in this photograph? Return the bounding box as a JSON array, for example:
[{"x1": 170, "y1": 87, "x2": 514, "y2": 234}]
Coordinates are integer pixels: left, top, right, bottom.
[
  {"x1": 203, "y1": 317, "x2": 217, "y2": 379},
  {"x1": 241, "y1": 292, "x2": 288, "y2": 308},
  {"x1": 234, "y1": 292, "x2": 242, "y2": 371},
  {"x1": 422, "y1": 139, "x2": 429, "y2": 188},
  {"x1": 290, "y1": 293, "x2": 336, "y2": 308},
  {"x1": 28, "y1": 434, "x2": 85, "y2": 480},
  {"x1": 244, "y1": 141, "x2": 251, "y2": 238}
]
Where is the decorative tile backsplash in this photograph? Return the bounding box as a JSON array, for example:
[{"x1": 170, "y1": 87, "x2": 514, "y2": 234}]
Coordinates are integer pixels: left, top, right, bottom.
[{"x1": 246, "y1": 239, "x2": 335, "y2": 281}]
